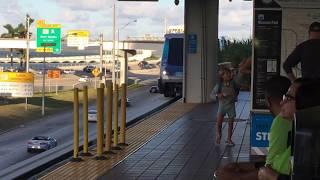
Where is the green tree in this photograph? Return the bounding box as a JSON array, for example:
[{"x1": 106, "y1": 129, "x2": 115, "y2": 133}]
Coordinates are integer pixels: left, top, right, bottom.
[
  {"x1": 1, "y1": 24, "x2": 21, "y2": 67},
  {"x1": 1, "y1": 14, "x2": 34, "y2": 69},
  {"x1": 218, "y1": 38, "x2": 252, "y2": 67}
]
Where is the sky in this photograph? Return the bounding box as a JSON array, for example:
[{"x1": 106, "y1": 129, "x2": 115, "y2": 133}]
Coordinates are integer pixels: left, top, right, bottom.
[{"x1": 0, "y1": 0, "x2": 252, "y2": 40}]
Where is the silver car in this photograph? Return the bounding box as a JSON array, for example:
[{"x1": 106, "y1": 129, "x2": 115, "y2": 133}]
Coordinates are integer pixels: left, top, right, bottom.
[
  {"x1": 27, "y1": 136, "x2": 57, "y2": 153},
  {"x1": 88, "y1": 109, "x2": 97, "y2": 122}
]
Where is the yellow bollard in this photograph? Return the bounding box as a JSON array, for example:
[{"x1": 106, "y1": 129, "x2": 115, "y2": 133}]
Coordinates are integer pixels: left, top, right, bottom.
[
  {"x1": 119, "y1": 83, "x2": 128, "y2": 146},
  {"x1": 95, "y1": 88, "x2": 107, "y2": 160},
  {"x1": 81, "y1": 86, "x2": 92, "y2": 156},
  {"x1": 112, "y1": 84, "x2": 121, "y2": 150},
  {"x1": 71, "y1": 88, "x2": 82, "y2": 162},
  {"x1": 105, "y1": 82, "x2": 115, "y2": 154}
]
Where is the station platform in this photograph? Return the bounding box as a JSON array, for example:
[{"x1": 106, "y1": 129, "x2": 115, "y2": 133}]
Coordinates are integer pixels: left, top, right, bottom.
[{"x1": 39, "y1": 91, "x2": 251, "y2": 180}]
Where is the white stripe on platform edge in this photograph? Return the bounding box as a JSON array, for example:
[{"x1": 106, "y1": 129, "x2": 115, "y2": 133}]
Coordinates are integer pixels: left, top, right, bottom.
[{"x1": 252, "y1": 147, "x2": 265, "y2": 155}]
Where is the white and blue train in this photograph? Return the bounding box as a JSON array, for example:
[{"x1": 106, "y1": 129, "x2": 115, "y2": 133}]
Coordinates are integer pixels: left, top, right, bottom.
[{"x1": 158, "y1": 33, "x2": 184, "y2": 97}]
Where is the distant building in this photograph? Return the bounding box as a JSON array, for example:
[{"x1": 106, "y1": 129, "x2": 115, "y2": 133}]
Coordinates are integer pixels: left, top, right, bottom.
[
  {"x1": 219, "y1": 36, "x2": 226, "y2": 50},
  {"x1": 167, "y1": 25, "x2": 184, "y2": 34}
]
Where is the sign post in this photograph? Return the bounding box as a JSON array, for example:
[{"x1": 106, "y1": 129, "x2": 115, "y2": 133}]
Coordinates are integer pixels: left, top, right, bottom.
[
  {"x1": 36, "y1": 20, "x2": 61, "y2": 116},
  {"x1": 41, "y1": 45, "x2": 46, "y2": 116},
  {"x1": 48, "y1": 69, "x2": 61, "y2": 94},
  {"x1": 53, "y1": 70, "x2": 60, "y2": 95},
  {"x1": 92, "y1": 68, "x2": 101, "y2": 89}
]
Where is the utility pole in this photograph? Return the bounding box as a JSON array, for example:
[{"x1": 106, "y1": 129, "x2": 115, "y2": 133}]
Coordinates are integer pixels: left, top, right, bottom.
[
  {"x1": 112, "y1": 3, "x2": 116, "y2": 89},
  {"x1": 99, "y1": 33, "x2": 103, "y2": 80},
  {"x1": 42, "y1": 45, "x2": 46, "y2": 116},
  {"x1": 164, "y1": 17, "x2": 167, "y2": 35},
  {"x1": 26, "y1": 15, "x2": 30, "y2": 72},
  {"x1": 25, "y1": 14, "x2": 30, "y2": 111}
]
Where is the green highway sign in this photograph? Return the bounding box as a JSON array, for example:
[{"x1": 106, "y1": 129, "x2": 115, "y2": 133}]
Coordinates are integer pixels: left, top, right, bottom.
[{"x1": 36, "y1": 20, "x2": 61, "y2": 54}]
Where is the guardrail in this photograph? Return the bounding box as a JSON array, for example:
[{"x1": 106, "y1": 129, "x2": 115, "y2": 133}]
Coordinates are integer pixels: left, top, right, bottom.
[
  {"x1": 0, "y1": 51, "x2": 155, "y2": 64},
  {"x1": 0, "y1": 55, "x2": 113, "y2": 64}
]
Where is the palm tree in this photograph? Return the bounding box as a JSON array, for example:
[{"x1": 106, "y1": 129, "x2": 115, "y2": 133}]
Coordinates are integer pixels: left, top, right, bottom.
[
  {"x1": 1, "y1": 14, "x2": 34, "y2": 70},
  {"x1": 1, "y1": 24, "x2": 19, "y2": 67}
]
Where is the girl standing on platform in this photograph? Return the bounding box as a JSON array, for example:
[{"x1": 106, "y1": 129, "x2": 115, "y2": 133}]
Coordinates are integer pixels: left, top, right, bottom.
[{"x1": 214, "y1": 68, "x2": 239, "y2": 146}]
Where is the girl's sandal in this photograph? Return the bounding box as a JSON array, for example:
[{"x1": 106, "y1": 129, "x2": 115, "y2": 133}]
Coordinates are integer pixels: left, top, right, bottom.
[{"x1": 225, "y1": 140, "x2": 235, "y2": 146}]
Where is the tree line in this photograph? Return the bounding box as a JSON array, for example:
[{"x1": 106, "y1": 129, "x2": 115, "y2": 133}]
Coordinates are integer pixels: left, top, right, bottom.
[{"x1": 218, "y1": 38, "x2": 252, "y2": 67}]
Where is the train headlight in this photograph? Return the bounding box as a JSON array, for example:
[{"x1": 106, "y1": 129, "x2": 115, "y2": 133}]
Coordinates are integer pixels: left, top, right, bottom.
[{"x1": 162, "y1": 71, "x2": 167, "y2": 75}]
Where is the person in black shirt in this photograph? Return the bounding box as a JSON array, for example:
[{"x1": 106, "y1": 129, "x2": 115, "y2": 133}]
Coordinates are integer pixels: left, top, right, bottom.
[{"x1": 283, "y1": 22, "x2": 320, "y2": 82}]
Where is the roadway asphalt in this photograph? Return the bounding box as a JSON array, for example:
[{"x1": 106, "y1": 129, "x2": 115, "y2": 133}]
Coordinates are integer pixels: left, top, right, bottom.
[{"x1": 0, "y1": 85, "x2": 172, "y2": 171}]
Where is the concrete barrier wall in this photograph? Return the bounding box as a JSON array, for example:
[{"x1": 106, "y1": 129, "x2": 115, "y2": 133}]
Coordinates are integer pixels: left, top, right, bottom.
[{"x1": 0, "y1": 55, "x2": 113, "y2": 64}]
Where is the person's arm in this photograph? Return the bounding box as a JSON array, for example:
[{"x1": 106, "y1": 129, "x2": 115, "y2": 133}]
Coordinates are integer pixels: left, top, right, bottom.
[
  {"x1": 286, "y1": 73, "x2": 296, "y2": 82},
  {"x1": 212, "y1": 84, "x2": 222, "y2": 99},
  {"x1": 239, "y1": 58, "x2": 252, "y2": 74},
  {"x1": 258, "y1": 167, "x2": 278, "y2": 180},
  {"x1": 283, "y1": 46, "x2": 301, "y2": 82},
  {"x1": 258, "y1": 167, "x2": 291, "y2": 180}
]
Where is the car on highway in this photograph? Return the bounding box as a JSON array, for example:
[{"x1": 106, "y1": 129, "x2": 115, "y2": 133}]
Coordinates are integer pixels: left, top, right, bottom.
[
  {"x1": 27, "y1": 136, "x2": 57, "y2": 153},
  {"x1": 88, "y1": 109, "x2": 97, "y2": 122},
  {"x1": 78, "y1": 76, "x2": 90, "y2": 82},
  {"x1": 63, "y1": 69, "x2": 75, "y2": 74},
  {"x1": 149, "y1": 86, "x2": 159, "y2": 93},
  {"x1": 138, "y1": 60, "x2": 148, "y2": 69},
  {"x1": 118, "y1": 98, "x2": 131, "y2": 107},
  {"x1": 83, "y1": 65, "x2": 96, "y2": 73},
  {"x1": 156, "y1": 60, "x2": 161, "y2": 67}
]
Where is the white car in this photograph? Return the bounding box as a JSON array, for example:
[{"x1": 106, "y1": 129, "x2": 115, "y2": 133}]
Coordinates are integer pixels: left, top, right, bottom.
[
  {"x1": 27, "y1": 136, "x2": 57, "y2": 153},
  {"x1": 79, "y1": 76, "x2": 90, "y2": 82},
  {"x1": 88, "y1": 109, "x2": 97, "y2": 122},
  {"x1": 118, "y1": 98, "x2": 131, "y2": 106},
  {"x1": 64, "y1": 69, "x2": 75, "y2": 74}
]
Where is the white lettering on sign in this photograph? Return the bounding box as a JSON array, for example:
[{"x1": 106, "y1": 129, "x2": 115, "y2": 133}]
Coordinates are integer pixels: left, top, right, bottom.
[
  {"x1": 42, "y1": 29, "x2": 49, "y2": 34},
  {"x1": 0, "y1": 82, "x2": 33, "y2": 97},
  {"x1": 256, "y1": 132, "x2": 270, "y2": 141},
  {"x1": 51, "y1": 29, "x2": 55, "y2": 33}
]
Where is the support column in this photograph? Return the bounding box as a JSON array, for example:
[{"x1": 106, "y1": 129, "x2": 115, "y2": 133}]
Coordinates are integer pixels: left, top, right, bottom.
[{"x1": 184, "y1": 0, "x2": 219, "y2": 103}]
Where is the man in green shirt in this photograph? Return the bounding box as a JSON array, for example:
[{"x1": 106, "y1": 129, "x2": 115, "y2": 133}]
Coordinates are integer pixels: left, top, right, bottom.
[
  {"x1": 259, "y1": 76, "x2": 296, "y2": 178},
  {"x1": 215, "y1": 76, "x2": 292, "y2": 180},
  {"x1": 259, "y1": 79, "x2": 301, "y2": 179}
]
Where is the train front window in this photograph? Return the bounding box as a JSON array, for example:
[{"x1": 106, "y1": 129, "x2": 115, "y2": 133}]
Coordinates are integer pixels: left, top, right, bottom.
[{"x1": 168, "y1": 38, "x2": 183, "y2": 66}]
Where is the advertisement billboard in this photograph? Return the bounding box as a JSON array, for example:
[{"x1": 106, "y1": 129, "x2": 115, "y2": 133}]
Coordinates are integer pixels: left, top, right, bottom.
[
  {"x1": 251, "y1": 112, "x2": 274, "y2": 155},
  {"x1": 252, "y1": 10, "x2": 282, "y2": 110},
  {"x1": 67, "y1": 30, "x2": 89, "y2": 49},
  {"x1": 0, "y1": 72, "x2": 34, "y2": 97}
]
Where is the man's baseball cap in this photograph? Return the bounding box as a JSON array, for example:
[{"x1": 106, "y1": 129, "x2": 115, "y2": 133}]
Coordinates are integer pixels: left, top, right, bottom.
[{"x1": 309, "y1": 22, "x2": 320, "y2": 32}]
